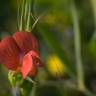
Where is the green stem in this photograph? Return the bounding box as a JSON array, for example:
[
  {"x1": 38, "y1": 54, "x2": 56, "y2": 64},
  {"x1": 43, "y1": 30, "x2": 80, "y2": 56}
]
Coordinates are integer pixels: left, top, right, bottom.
[
  {"x1": 24, "y1": 0, "x2": 28, "y2": 21},
  {"x1": 90, "y1": 0, "x2": 96, "y2": 27},
  {"x1": 17, "y1": 0, "x2": 20, "y2": 30},
  {"x1": 29, "y1": 83, "x2": 37, "y2": 96},
  {"x1": 32, "y1": 14, "x2": 44, "y2": 30},
  {"x1": 19, "y1": 0, "x2": 25, "y2": 31},
  {"x1": 26, "y1": 0, "x2": 31, "y2": 31},
  {"x1": 90, "y1": 0, "x2": 96, "y2": 40},
  {"x1": 71, "y1": 0, "x2": 85, "y2": 91}
]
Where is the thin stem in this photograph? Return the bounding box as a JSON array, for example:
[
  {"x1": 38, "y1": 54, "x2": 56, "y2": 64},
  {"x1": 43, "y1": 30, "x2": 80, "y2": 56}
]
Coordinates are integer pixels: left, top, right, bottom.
[
  {"x1": 26, "y1": 0, "x2": 31, "y2": 31},
  {"x1": 29, "y1": 72, "x2": 40, "y2": 96},
  {"x1": 71, "y1": 0, "x2": 85, "y2": 91},
  {"x1": 90, "y1": 0, "x2": 96, "y2": 40},
  {"x1": 24, "y1": 0, "x2": 28, "y2": 21},
  {"x1": 24, "y1": 0, "x2": 28, "y2": 30},
  {"x1": 29, "y1": 83, "x2": 37, "y2": 96},
  {"x1": 90, "y1": 0, "x2": 96, "y2": 27},
  {"x1": 32, "y1": 14, "x2": 44, "y2": 30},
  {"x1": 31, "y1": 13, "x2": 36, "y2": 21},
  {"x1": 17, "y1": 0, "x2": 20, "y2": 30},
  {"x1": 26, "y1": 77, "x2": 36, "y2": 84},
  {"x1": 19, "y1": 0, "x2": 25, "y2": 31}
]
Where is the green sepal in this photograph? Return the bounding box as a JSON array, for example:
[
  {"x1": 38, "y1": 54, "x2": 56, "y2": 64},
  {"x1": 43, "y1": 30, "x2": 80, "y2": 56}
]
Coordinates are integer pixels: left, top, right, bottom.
[{"x1": 8, "y1": 71, "x2": 23, "y2": 87}]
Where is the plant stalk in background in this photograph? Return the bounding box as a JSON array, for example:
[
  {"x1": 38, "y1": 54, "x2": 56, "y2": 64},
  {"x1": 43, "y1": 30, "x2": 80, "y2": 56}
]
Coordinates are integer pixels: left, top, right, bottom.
[{"x1": 70, "y1": 0, "x2": 85, "y2": 91}]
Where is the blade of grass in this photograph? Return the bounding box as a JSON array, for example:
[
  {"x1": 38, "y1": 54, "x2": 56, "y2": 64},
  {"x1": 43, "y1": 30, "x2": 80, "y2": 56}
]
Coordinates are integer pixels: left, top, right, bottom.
[
  {"x1": 32, "y1": 13, "x2": 45, "y2": 30},
  {"x1": 90, "y1": 0, "x2": 96, "y2": 40},
  {"x1": 90, "y1": 0, "x2": 96, "y2": 26},
  {"x1": 24, "y1": 0, "x2": 29, "y2": 31},
  {"x1": 17, "y1": 0, "x2": 20, "y2": 30},
  {"x1": 26, "y1": 0, "x2": 31, "y2": 31},
  {"x1": 31, "y1": 13, "x2": 36, "y2": 21},
  {"x1": 31, "y1": 11, "x2": 47, "y2": 30},
  {"x1": 19, "y1": 0, "x2": 25, "y2": 31},
  {"x1": 24, "y1": 0, "x2": 28, "y2": 21},
  {"x1": 70, "y1": 0, "x2": 85, "y2": 91}
]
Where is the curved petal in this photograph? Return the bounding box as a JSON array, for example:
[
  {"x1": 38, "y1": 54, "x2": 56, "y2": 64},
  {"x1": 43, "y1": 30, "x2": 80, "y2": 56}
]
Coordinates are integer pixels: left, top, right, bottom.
[
  {"x1": 21, "y1": 51, "x2": 37, "y2": 78},
  {"x1": 33, "y1": 57, "x2": 44, "y2": 67},
  {"x1": 13, "y1": 31, "x2": 39, "y2": 54},
  {"x1": 0, "y1": 37, "x2": 20, "y2": 70},
  {"x1": 29, "y1": 50, "x2": 44, "y2": 67}
]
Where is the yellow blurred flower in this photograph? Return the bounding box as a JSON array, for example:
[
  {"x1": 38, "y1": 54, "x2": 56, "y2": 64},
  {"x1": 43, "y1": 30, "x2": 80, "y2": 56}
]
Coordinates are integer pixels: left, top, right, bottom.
[
  {"x1": 46, "y1": 54, "x2": 65, "y2": 77},
  {"x1": 44, "y1": 14, "x2": 56, "y2": 25}
]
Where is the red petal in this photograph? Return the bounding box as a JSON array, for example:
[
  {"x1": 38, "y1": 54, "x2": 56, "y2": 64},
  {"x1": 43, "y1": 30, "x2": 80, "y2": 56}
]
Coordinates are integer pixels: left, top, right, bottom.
[
  {"x1": 29, "y1": 50, "x2": 44, "y2": 67},
  {"x1": 21, "y1": 51, "x2": 37, "y2": 78},
  {"x1": 0, "y1": 37, "x2": 20, "y2": 70},
  {"x1": 33, "y1": 57, "x2": 44, "y2": 67},
  {"x1": 13, "y1": 31, "x2": 39, "y2": 54}
]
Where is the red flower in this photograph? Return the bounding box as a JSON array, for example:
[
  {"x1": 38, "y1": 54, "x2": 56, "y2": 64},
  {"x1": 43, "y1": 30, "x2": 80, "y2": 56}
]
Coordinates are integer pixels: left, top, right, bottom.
[{"x1": 0, "y1": 31, "x2": 43, "y2": 78}]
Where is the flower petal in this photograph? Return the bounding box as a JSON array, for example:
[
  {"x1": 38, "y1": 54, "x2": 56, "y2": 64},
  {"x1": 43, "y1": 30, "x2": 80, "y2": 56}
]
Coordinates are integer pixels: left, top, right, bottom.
[
  {"x1": 27, "y1": 50, "x2": 43, "y2": 67},
  {"x1": 33, "y1": 57, "x2": 44, "y2": 67},
  {"x1": 21, "y1": 51, "x2": 37, "y2": 78},
  {"x1": 13, "y1": 31, "x2": 39, "y2": 54},
  {"x1": 0, "y1": 37, "x2": 20, "y2": 70}
]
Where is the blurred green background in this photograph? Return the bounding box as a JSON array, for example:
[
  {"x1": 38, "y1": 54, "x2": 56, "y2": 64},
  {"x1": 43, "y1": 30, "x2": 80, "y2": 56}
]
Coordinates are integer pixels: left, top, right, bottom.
[{"x1": 0, "y1": 0, "x2": 96, "y2": 96}]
